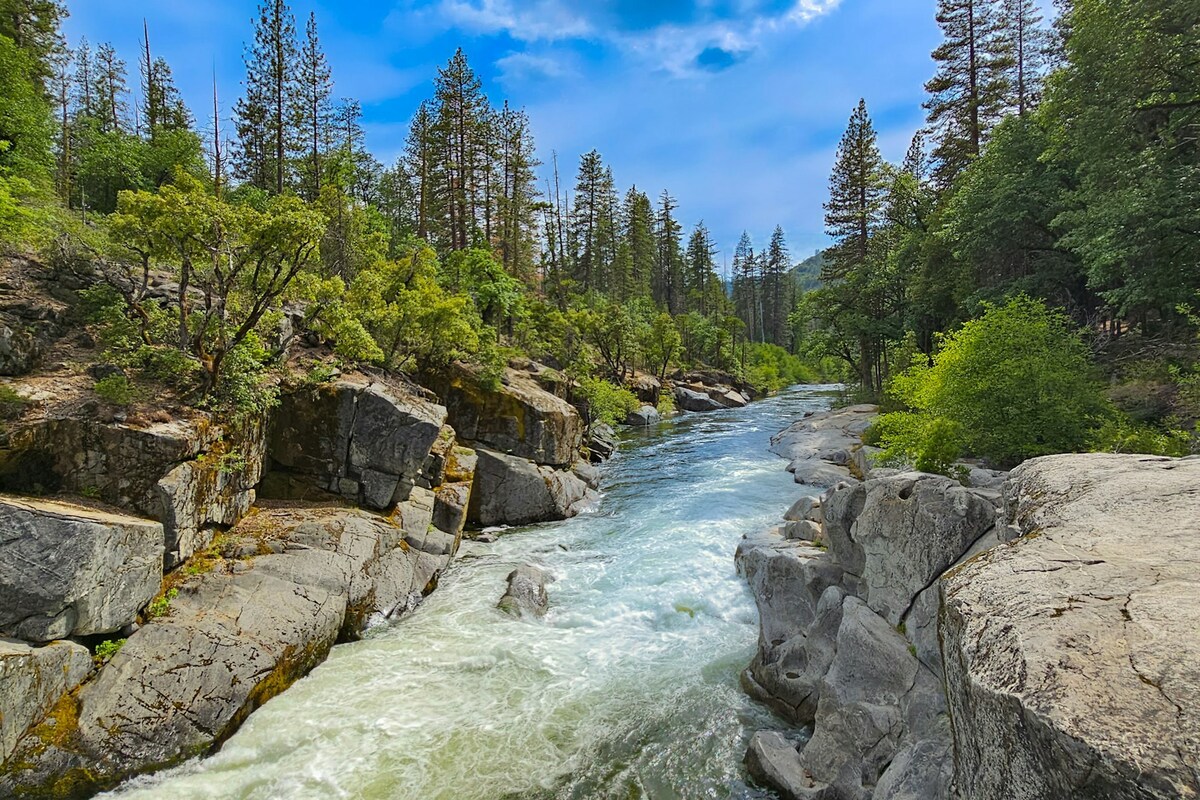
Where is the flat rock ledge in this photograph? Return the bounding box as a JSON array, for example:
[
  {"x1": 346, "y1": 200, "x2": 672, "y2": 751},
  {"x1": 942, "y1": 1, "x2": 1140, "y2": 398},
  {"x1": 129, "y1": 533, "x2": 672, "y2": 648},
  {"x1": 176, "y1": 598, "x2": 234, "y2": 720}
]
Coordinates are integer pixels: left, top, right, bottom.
[{"x1": 741, "y1": 404, "x2": 1200, "y2": 800}]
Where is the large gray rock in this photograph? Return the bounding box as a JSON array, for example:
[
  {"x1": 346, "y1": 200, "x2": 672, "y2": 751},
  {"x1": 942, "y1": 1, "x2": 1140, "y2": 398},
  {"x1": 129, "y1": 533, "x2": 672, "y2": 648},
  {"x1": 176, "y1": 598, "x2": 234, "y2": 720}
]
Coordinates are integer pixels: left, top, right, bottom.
[
  {"x1": 427, "y1": 364, "x2": 584, "y2": 467},
  {"x1": 0, "y1": 639, "x2": 92, "y2": 765},
  {"x1": 673, "y1": 385, "x2": 722, "y2": 412},
  {"x1": 851, "y1": 473, "x2": 996, "y2": 625},
  {"x1": 941, "y1": 454, "x2": 1200, "y2": 800},
  {"x1": 467, "y1": 448, "x2": 592, "y2": 527},
  {"x1": 0, "y1": 415, "x2": 267, "y2": 568},
  {"x1": 497, "y1": 564, "x2": 553, "y2": 617},
  {"x1": 769, "y1": 405, "x2": 877, "y2": 463},
  {"x1": 266, "y1": 374, "x2": 447, "y2": 511},
  {"x1": 625, "y1": 405, "x2": 660, "y2": 427},
  {"x1": 745, "y1": 731, "x2": 832, "y2": 800},
  {"x1": 0, "y1": 497, "x2": 163, "y2": 641},
  {"x1": 1, "y1": 503, "x2": 454, "y2": 796}
]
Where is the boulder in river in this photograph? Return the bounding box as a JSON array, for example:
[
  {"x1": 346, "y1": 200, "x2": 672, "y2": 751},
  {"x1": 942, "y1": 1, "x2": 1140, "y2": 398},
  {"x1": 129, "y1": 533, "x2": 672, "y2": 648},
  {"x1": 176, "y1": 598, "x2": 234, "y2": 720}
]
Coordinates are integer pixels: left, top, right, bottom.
[
  {"x1": 0, "y1": 497, "x2": 164, "y2": 641},
  {"x1": 625, "y1": 405, "x2": 660, "y2": 426},
  {"x1": 673, "y1": 386, "x2": 722, "y2": 412},
  {"x1": 467, "y1": 448, "x2": 592, "y2": 527},
  {"x1": 497, "y1": 564, "x2": 553, "y2": 617}
]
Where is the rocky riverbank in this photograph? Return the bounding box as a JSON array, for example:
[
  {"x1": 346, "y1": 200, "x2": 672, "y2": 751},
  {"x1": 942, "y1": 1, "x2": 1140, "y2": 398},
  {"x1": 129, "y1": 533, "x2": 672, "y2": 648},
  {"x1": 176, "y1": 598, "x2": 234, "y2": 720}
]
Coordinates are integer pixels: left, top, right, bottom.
[
  {"x1": 0, "y1": 255, "x2": 759, "y2": 798},
  {"x1": 739, "y1": 406, "x2": 1200, "y2": 800}
]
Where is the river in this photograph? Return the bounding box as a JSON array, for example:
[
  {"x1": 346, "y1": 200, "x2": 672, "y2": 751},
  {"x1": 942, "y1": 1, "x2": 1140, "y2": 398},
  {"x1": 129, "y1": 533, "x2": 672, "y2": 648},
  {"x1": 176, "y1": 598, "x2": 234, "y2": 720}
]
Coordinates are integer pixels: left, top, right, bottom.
[{"x1": 105, "y1": 386, "x2": 835, "y2": 800}]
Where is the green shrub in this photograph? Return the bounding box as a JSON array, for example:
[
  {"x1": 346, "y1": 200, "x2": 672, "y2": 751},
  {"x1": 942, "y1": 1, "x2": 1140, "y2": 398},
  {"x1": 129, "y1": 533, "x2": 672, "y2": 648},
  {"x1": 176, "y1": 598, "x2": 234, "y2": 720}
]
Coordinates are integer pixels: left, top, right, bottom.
[
  {"x1": 743, "y1": 342, "x2": 820, "y2": 394},
  {"x1": 578, "y1": 376, "x2": 639, "y2": 427},
  {"x1": 94, "y1": 374, "x2": 133, "y2": 405},
  {"x1": 874, "y1": 412, "x2": 967, "y2": 475},
  {"x1": 656, "y1": 392, "x2": 676, "y2": 416},
  {"x1": 877, "y1": 296, "x2": 1111, "y2": 470},
  {"x1": 145, "y1": 588, "x2": 179, "y2": 619},
  {"x1": 1092, "y1": 416, "x2": 1195, "y2": 457},
  {"x1": 93, "y1": 638, "x2": 125, "y2": 665}
]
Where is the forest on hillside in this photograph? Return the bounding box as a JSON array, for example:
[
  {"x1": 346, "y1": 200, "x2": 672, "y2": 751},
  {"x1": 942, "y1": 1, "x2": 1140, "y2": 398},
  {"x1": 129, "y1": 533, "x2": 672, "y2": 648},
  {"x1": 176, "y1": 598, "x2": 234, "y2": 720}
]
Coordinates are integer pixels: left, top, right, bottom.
[{"x1": 0, "y1": 0, "x2": 1196, "y2": 467}]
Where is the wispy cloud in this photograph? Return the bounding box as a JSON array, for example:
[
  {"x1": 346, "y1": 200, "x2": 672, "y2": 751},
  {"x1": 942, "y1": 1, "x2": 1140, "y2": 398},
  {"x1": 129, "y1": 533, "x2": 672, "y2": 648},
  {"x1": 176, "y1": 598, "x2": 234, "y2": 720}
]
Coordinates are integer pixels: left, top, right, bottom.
[{"x1": 416, "y1": 0, "x2": 842, "y2": 76}]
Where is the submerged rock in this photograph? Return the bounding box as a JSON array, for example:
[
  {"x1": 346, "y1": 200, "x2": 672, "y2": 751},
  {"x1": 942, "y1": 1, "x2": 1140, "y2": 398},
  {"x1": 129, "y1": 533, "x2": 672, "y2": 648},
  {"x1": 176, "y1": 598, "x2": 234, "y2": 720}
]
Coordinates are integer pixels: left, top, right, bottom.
[
  {"x1": 497, "y1": 564, "x2": 553, "y2": 617},
  {"x1": 0, "y1": 497, "x2": 163, "y2": 641},
  {"x1": 942, "y1": 454, "x2": 1200, "y2": 800}
]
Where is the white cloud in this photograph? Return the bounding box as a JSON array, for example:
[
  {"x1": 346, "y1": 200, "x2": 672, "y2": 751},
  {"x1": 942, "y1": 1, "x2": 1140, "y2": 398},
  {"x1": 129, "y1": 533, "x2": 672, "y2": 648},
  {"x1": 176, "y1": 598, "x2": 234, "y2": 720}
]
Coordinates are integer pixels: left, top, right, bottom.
[{"x1": 495, "y1": 51, "x2": 580, "y2": 85}]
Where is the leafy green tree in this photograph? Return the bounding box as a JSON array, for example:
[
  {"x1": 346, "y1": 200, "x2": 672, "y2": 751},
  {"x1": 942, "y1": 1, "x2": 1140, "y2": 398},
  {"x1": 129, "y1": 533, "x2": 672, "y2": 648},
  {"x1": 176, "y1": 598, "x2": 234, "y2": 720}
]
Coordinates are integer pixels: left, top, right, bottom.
[{"x1": 1045, "y1": 0, "x2": 1200, "y2": 330}]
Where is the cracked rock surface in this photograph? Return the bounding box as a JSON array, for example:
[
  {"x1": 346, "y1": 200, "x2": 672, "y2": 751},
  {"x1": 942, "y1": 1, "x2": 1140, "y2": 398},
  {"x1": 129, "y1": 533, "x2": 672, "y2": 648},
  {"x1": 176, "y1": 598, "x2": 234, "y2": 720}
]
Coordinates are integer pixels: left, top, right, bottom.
[{"x1": 941, "y1": 453, "x2": 1200, "y2": 800}]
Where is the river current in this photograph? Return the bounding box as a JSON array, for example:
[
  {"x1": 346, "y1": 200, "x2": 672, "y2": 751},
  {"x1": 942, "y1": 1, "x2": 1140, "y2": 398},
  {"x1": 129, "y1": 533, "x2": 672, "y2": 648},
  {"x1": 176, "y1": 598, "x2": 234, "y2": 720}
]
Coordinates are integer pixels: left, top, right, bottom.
[{"x1": 105, "y1": 386, "x2": 835, "y2": 800}]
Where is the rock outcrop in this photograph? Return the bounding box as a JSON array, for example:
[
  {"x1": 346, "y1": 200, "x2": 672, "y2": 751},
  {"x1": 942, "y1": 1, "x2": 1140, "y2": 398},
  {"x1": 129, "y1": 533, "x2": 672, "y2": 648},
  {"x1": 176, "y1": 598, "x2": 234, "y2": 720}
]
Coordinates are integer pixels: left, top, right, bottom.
[
  {"x1": 742, "y1": 411, "x2": 1200, "y2": 800},
  {"x1": 942, "y1": 454, "x2": 1200, "y2": 800},
  {"x1": 739, "y1": 406, "x2": 1004, "y2": 800},
  {"x1": 497, "y1": 564, "x2": 553, "y2": 617},
  {"x1": 264, "y1": 374, "x2": 446, "y2": 510},
  {"x1": 0, "y1": 414, "x2": 267, "y2": 568},
  {"x1": 0, "y1": 497, "x2": 164, "y2": 642},
  {"x1": 0, "y1": 501, "x2": 459, "y2": 798},
  {"x1": 673, "y1": 385, "x2": 722, "y2": 412},
  {"x1": 467, "y1": 448, "x2": 593, "y2": 528},
  {"x1": 770, "y1": 404, "x2": 877, "y2": 487},
  {"x1": 426, "y1": 363, "x2": 584, "y2": 467},
  {"x1": 0, "y1": 640, "x2": 92, "y2": 765}
]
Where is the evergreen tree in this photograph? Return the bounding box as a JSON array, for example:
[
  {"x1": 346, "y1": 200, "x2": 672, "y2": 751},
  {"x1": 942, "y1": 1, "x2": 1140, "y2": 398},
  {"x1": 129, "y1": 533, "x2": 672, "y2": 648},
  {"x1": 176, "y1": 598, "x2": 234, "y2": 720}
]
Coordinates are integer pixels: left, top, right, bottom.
[
  {"x1": 617, "y1": 186, "x2": 655, "y2": 301},
  {"x1": 494, "y1": 101, "x2": 540, "y2": 282},
  {"x1": 433, "y1": 48, "x2": 491, "y2": 251},
  {"x1": 571, "y1": 149, "x2": 616, "y2": 293},
  {"x1": 765, "y1": 225, "x2": 792, "y2": 345},
  {"x1": 0, "y1": 0, "x2": 66, "y2": 93},
  {"x1": 404, "y1": 99, "x2": 437, "y2": 242},
  {"x1": 295, "y1": 11, "x2": 332, "y2": 201},
  {"x1": 685, "y1": 221, "x2": 717, "y2": 316},
  {"x1": 996, "y1": 0, "x2": 1049, "y2": 117},
  {"x1": 234, "y1": 0, "x2": 299, "y2": 194},
  {"x1": 731, "y1": 231, "x2": 757, "y2": 341},
  {"x1": 924, "y1": 0, "x2": 1007, "y2": 186},
  {"x1": 655, "y1": 190, "x2": 684, "y2": 313},
  {"x1": 91, "y1": 42, "x2": 128, "y2": 134}
]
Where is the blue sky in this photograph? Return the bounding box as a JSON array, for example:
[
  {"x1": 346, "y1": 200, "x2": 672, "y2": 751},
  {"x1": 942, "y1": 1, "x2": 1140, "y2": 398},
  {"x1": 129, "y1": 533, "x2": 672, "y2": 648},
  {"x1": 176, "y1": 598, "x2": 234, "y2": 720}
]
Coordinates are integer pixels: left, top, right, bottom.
[{"x1": 62, "y1": 0, "x2": 946, "y2": 268}]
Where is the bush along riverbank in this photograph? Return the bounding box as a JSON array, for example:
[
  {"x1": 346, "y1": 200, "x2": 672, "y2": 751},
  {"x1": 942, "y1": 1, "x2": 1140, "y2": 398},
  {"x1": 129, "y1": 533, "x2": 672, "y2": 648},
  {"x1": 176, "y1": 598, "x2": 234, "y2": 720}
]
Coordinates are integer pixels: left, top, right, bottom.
[
  {"x1": 738, "y1": 406, "x2": 1200, "y2": 800},
  {"x1": 0, "y1": 257, "x2": 763, "y2": 798}
]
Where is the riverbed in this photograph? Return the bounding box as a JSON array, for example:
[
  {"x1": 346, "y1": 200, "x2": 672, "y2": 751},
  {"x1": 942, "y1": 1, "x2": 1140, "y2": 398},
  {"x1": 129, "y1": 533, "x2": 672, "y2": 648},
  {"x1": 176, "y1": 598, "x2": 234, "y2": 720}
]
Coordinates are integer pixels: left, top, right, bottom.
[{"x1": 105, "y1": 386, "x2": 835, "y2": 800}]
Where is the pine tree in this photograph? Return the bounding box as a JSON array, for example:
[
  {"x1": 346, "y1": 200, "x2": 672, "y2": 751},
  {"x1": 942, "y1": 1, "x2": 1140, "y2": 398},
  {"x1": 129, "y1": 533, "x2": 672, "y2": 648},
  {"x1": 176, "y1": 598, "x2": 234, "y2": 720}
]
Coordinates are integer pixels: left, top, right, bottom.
[
  {"x1": 494, "y1": 101, "x2": 540, "y2": 282},
  {"x1": 91, "y1": 42, "x2": 129, "y2": 134},
  {"x1": 821, "y1": 99, "x2": 890, "y2": 392},
  {"x1": 71, "y1": 37, "x2": 94, "y2": 120},
  {"x1": 996, "y1": 0, "x2": 1049, "y2": 117},
  {"x1": 1, "y1": 0, "x2": 66, "y2": 93},
  {"x1": 234, "y1": 0, "x2": 299, "y2": 194},
  {"x1": 404, "y1": 100, "x2": 437, "y2": 242},
  {"x1": 295, "y1": 11, "x2": 332, "y2": 201},
  {"x1": 824, "y1": 100, "x2": 888, "y2": 278},
  {"x1": 924, "y1": 0, "x2": 1007, "y2": 186},
  {"x1": 140, "y1": 23, "x2": 191, "y2": 136},
  {"x1": 654, "y1": 190, "x2": 684, "y2": 313},
  {"x1": 571, "y1": 150, "x2": 616, "y2": 293},
  {"x1": 433, "y1": 48, "x2": 491, "y2": 251},
  {"x1": 685, "y1": 222, "x2": 717, "y2": 316},
  {"x1": 765, "y1": 225, "x2": 792, "y2": 345},
  {"x1": 732, "y1": 231, "x2": 756, "y2": 340},
  {"x1": 617, "y1": 186, "x2": 655, "y2": 301}
]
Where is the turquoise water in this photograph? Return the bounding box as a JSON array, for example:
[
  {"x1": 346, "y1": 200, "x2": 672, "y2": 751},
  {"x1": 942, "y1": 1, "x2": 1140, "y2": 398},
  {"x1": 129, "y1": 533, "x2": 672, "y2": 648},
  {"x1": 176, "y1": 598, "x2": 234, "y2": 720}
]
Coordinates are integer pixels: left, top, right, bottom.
[{"x1": 105, "y1": 386, "x2": 834, "y2": 800}]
